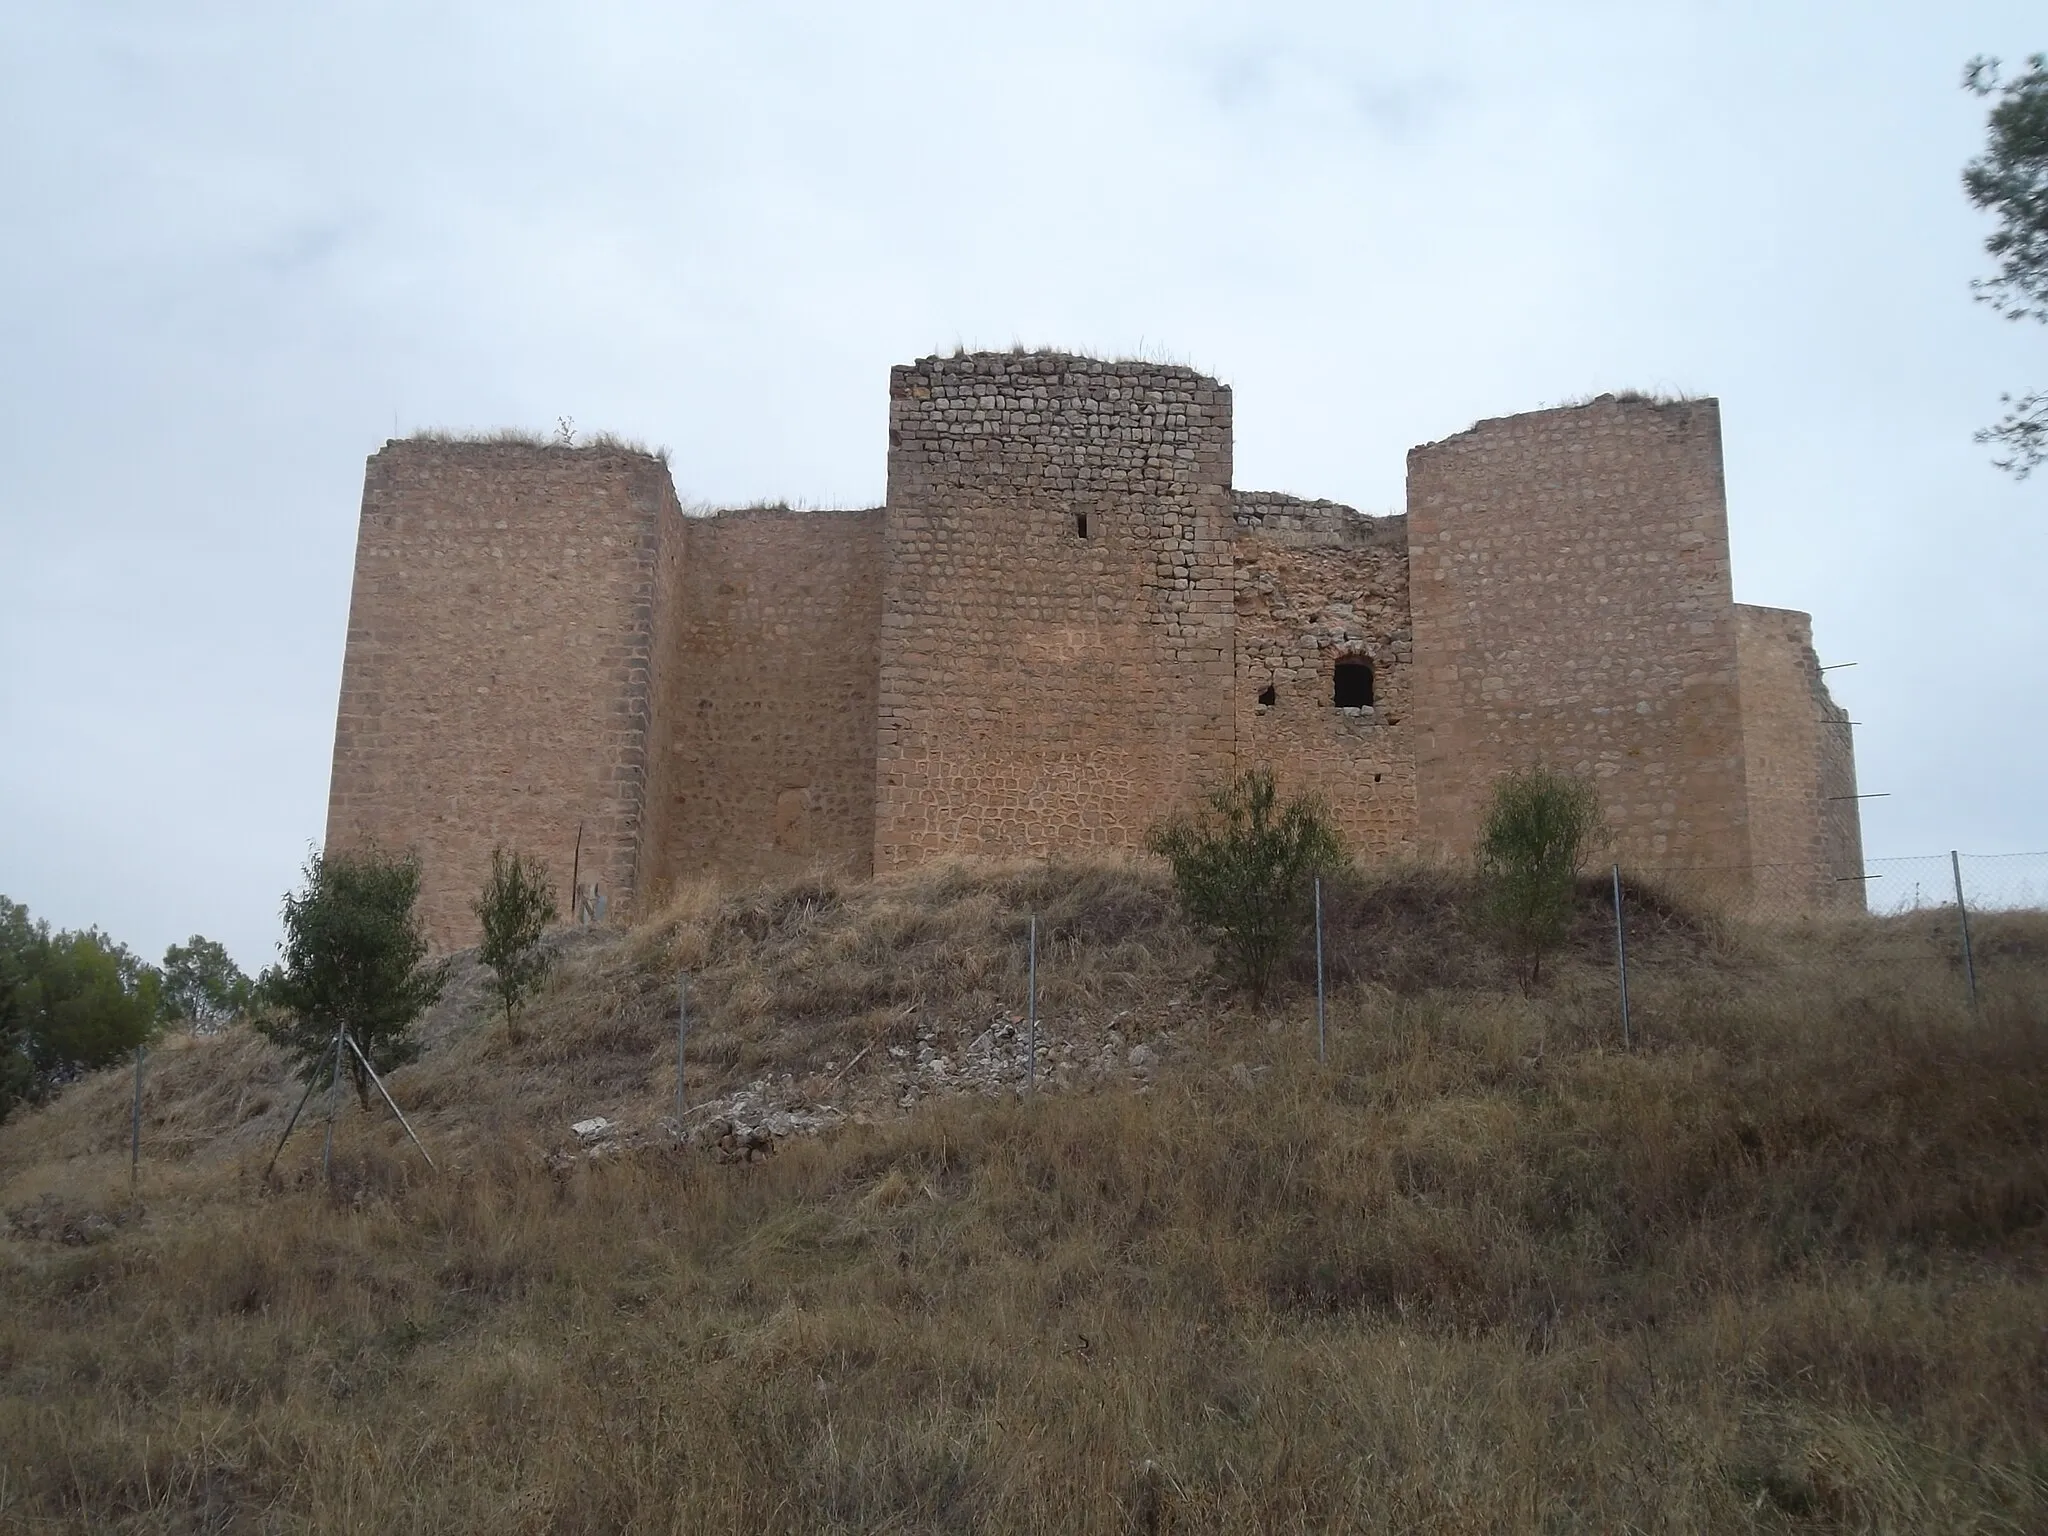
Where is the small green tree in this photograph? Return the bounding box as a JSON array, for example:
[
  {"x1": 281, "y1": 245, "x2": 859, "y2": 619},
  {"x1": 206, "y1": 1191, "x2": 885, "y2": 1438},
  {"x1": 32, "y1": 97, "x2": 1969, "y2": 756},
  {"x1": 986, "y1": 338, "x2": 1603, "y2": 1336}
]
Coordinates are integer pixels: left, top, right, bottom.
[
  {"x1": 258, "y1": 849, "x2": 443, "y2": 1109},
  {"x1": 160, "y1": 935, "x2": 252, "y2": 1027},
  {"x1": 1476, "y1": 767, "x2": 1604, "y2": 985},
  {"x1": 475, "y1": 848, "x2": 558, "y2": 1044},
  {"x1": 1147, "y1": 767, "x2": 1346, "y2": 1004}
]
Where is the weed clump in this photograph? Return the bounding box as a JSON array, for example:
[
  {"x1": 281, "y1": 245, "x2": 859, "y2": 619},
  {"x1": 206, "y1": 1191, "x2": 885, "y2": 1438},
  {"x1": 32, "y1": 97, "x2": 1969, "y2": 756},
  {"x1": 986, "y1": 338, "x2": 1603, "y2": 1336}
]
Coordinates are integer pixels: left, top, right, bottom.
[
  {"x1": 474, "y1": 848, "x2": 558, "y2": 1045},
  {"x1": 1477, "y1": 766, "x2": 1604, "y2": 984},
  {"x1": 1148, "y1": 768, "x2": 1345, "y2": 1003}
]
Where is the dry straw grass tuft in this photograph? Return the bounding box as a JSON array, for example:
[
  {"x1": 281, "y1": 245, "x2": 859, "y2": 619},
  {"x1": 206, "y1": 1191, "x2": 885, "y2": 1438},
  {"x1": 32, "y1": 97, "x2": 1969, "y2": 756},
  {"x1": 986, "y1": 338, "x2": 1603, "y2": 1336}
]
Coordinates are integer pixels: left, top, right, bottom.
[{"x1": 2, "y1": 859, "x2": 2045, "y2": 1531}]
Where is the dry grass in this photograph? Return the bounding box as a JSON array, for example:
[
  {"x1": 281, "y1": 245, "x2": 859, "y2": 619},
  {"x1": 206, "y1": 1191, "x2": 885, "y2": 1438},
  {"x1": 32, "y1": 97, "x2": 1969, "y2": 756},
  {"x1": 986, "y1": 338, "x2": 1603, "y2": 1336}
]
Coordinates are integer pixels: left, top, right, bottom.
[
  {"x1": 400, "y1": 428, "x2": 669, "y2": 461},
  {"x1": 2, "y1": 860, "x2": 2045, "y2": 1532}
]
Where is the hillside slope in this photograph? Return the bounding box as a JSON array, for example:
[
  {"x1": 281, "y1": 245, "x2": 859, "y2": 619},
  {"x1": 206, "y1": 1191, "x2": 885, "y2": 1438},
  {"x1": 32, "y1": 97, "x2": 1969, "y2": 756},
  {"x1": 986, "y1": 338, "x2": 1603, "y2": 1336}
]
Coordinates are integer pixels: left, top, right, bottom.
[{"x1": 2, "y1": 861, "x2": 2044, "y2": 1532}]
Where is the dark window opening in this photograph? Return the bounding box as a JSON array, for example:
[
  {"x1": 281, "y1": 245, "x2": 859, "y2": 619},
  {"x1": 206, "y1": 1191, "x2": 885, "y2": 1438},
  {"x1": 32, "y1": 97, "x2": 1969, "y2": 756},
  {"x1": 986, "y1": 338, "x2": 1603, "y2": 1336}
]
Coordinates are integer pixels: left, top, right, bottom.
[
  {"x1": 1075, "y1": 510, "x2": 1090, "y2": 539},
  {"x1": 1257, "y1": 684, "x2": 1276, "y2": 708},
  {"x1": 1333, "y1": 658, "x2": 1375, "y2": 708}
]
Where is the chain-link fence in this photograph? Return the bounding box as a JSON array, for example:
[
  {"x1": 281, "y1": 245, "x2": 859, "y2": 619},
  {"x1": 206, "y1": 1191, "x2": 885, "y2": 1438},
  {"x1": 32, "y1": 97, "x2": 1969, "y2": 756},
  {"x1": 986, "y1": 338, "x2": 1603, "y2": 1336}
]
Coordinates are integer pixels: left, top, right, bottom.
[
  {"x1": 1862, "y1": 851, "x2": 2048, "y2": 915},
  {"x1": 1607, "y1": 851, "x2": 2048, "y2": 924},
  {"x1": 1591, "y1": 850, "x2": 2048, "y2": 1032}
]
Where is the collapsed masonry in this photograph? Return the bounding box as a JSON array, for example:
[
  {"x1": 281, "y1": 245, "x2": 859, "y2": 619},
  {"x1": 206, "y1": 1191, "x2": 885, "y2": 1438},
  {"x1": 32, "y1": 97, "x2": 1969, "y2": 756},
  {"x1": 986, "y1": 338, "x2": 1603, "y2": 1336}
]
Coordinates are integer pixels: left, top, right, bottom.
[{"x1": 325, "y1": 353, "x2": 1861, "y2": 946}]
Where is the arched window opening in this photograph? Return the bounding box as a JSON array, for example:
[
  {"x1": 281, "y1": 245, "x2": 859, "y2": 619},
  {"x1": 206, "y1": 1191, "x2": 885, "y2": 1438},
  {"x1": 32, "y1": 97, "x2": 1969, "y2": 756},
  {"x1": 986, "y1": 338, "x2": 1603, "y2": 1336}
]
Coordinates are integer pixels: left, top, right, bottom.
[
  {"x1": 1257, "y1": 684, "x2": 1276, "y2": 708},
  {"x1": 1333, "y1": 658, "x2": 1375, "y2": 709}
]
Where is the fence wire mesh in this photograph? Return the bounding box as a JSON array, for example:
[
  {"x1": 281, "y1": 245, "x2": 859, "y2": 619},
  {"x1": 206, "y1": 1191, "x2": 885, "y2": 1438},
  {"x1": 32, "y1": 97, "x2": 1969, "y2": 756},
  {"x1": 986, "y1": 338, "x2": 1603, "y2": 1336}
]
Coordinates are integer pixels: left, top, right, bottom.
[
  {"x1": 1614, "y1": 852, "x2": 2048, "y2": 924},
  {"x1": 1602, "y1": 850, "x2": 2048, "y2": 1000},
  {"x1": 1868, "y1": 851, "x2": 2048, "y2": 915}
]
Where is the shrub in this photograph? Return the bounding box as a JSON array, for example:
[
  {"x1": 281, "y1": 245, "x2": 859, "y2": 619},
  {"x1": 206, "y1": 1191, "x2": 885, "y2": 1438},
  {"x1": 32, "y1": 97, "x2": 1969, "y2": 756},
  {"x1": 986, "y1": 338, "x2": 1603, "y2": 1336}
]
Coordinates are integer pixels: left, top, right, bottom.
[
  {"x1": 1475, "y1": 767, "x2": 1604, "y2": 984},
  {"x1": 258, "y1": 850, "x2": 443, "y2": 1108},
  {"x1": 1147, "y1": 767, "x2": 1346, "y2": 1003},
  {"x1": 475, "y1": 848, "x2": 558, "y2": 1044}
]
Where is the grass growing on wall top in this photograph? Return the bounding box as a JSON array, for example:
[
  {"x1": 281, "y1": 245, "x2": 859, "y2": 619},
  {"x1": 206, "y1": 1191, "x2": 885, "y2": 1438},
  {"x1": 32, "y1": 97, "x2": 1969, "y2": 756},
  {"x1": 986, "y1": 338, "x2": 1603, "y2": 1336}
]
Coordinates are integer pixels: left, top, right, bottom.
[{"x1": 400, "y1": 426, "x2": 670, "y2": 461}]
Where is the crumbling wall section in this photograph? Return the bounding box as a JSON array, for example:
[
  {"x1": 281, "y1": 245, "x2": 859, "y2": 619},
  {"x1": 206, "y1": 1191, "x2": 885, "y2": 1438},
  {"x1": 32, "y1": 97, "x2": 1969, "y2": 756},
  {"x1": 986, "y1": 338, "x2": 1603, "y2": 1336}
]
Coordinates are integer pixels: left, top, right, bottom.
[
  {"x1": 325, "y1": 441, "x2": 671, "y2": 947},
  {"x1": 1735, "y1": 604, "x2": 1864, "y2": 913},
  {"x1": 876, "y1": 353, "x2": 1237, "y2": 866},
  {"x1": 1232, "y1": 494, "x2": 1417, "y2": 861},
  {"x1": 646, "y1": 506, "x2": 884, "y2": 899},
  {"x1": 1406, "y1": 397, "x2": 1753, "y2": 892}
]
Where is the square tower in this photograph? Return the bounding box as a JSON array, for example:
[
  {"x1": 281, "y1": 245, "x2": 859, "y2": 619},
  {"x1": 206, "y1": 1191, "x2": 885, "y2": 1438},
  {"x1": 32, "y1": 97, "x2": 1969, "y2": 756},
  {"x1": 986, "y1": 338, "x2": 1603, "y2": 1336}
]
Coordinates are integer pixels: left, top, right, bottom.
[
  {"x1": 875, "y1": 354, "x2": 1237, "y2": 866},
  {"x1": 326, "y1": 440, "x2": 676, "y2": 945}
]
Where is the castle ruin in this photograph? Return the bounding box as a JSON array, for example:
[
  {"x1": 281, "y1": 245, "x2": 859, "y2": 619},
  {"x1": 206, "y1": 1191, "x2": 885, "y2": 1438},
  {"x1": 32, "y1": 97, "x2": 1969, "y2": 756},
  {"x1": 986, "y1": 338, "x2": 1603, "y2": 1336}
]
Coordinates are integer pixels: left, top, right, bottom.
[{"x1": 325, "y1": 352, "x2": 1862, "y2": 946}]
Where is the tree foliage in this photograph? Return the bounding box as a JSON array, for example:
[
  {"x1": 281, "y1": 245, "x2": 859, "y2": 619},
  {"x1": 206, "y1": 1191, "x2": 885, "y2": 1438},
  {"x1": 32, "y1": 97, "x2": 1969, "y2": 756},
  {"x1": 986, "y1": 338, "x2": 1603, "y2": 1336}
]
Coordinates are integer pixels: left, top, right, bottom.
[
  {"x1": 1476, "y1": 767, "x2": 1604, "y2": 985},
  {"x1": 0, "y1": 897, "x2": 161, "y2": 1122},
  {"x1": 257, "y1": 850, "x2": 443, "y2": 1109},
  {"x1": 1963, "y1": 54, "x2": 2048, "y2": 478},
  {"x1": 475, "y1": 848, "x2": 558, "y2": 1044},
  {"x1": 1147, "y1": 767, "x2": 1346, "y2": 1003},
  {"x1": 159, "y1": 935, "x2": 251, "y2": 1027},
  {"x1": 0, "y1": 901, "x2": 41, "y2": 1121}
]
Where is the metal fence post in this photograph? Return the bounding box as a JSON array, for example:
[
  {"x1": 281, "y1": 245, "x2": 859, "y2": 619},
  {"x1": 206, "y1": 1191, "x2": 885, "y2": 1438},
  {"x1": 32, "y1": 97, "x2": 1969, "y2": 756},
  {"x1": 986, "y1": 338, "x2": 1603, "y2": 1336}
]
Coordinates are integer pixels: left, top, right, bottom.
[
  {"x1": 1027, "y1": 916, "x2": 1038, "y2": 1094},
  {"x1": 130, "y1": 1046, "x2": 146, "y2": 1188},
  {"x1": 570, "y1": 822, "x2": 583, "y2": 922},
  {"x1": 1314, "y1": 876, "x2": 1326, "y2": 1065},
  {"x1": 322, "y1": 1028, "x2": 344, "y2": 1181},
  {"x1": 1952, "y1": 850, "x2": 1980, "y2": 1016},
  {"x1": 1612, "y1": 864, "x2": 1632, "y2": 1049},
  {"x1": 675, "y1": 973, "x2": 689, "y2": 1123}
]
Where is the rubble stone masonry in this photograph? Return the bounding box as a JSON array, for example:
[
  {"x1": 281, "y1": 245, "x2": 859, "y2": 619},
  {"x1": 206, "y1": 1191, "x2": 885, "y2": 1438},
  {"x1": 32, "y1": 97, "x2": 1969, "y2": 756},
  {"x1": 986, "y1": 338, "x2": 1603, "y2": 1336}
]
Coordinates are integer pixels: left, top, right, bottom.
[
  {"x1": 325, "y1": 359, "x2": 1859, "y2": 946},
  {"x1": 874, "y1": 355, "x2": 1238, "y2": 867},
  {"x1": 1231, "y1": 494, "x2": 1417, "y2": 862}
]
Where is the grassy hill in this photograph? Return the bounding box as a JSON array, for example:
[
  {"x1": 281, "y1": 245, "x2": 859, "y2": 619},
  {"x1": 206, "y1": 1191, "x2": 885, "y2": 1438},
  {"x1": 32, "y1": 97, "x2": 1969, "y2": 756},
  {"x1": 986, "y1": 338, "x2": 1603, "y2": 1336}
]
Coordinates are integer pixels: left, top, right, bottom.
[{"x1": 2, "y1": 861, "x2": 2044, "y2": 1532}]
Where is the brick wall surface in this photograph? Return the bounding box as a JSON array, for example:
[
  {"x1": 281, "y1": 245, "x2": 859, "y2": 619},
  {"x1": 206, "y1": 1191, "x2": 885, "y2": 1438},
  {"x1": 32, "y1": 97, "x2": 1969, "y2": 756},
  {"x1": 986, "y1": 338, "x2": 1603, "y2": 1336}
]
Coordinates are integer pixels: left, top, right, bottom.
[
  {"x1": 1232, "y1": 494, "x2": 1417, "y2": 861},
  {"x1": 1406, "y1": 397, "x2": 1753, "y2": 885},
  {"x1": 1735, "y1": 604, "x2": 1864, "y2": 913},
  {"x1": 325, "y1": 441, "x2": 671, "y2": 948},
  {"x1": 874, "y1": 354, "x2": 1238, "y2": 866},
  {"x1": 644, "y1": 506, "x2": 884, "y2": 902}
]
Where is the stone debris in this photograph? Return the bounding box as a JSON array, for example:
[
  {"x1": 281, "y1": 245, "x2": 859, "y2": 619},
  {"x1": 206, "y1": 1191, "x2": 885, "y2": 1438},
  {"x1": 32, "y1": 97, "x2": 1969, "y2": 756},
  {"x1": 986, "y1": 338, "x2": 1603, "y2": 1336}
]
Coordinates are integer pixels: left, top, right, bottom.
[{"x1": 548, "y1": 1008, "x2": 1187, "y2": 1166}]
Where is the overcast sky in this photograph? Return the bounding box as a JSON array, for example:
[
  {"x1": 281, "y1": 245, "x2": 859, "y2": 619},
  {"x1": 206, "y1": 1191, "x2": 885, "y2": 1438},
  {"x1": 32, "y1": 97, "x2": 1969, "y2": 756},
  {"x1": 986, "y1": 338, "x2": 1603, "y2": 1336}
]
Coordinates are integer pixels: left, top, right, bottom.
[{"x1": 1, "y1": 1, "x2": 2042, "y2": 969}]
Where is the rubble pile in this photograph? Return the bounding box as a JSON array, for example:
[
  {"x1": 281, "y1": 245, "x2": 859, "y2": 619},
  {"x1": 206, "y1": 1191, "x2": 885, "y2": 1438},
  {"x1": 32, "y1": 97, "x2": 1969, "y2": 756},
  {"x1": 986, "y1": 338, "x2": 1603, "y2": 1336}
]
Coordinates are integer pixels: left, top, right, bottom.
[{"x1": 555, "y1": 1003, "x2": 1189, "y2": 1164}]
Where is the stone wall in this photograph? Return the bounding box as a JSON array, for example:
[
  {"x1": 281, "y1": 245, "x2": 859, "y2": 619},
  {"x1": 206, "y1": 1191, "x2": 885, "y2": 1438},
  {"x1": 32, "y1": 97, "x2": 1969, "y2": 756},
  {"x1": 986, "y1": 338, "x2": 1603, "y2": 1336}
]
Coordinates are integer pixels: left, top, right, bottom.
[
  {"x1": 1231, "y1": 494, "x2": 1417, "y2": 860},
  {"x1": 325, "y1": 441, "x2": 673, "y2": 947},
  {"x1": 874, "y1": 354, "x2": 1238, "y2": 866},
  {"x1": 324, "y1": 362, "x2": 1862, "y2": 937},
  {"x1": 643, "y1": 506, "x2": 884, "y2": 901},
  {"x1": 1406, "y1": 397, "x2": 1753, "y2": 888},
  {"x1": 1735, "y1": 604, "x2": 1864, "y2": 913}
]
